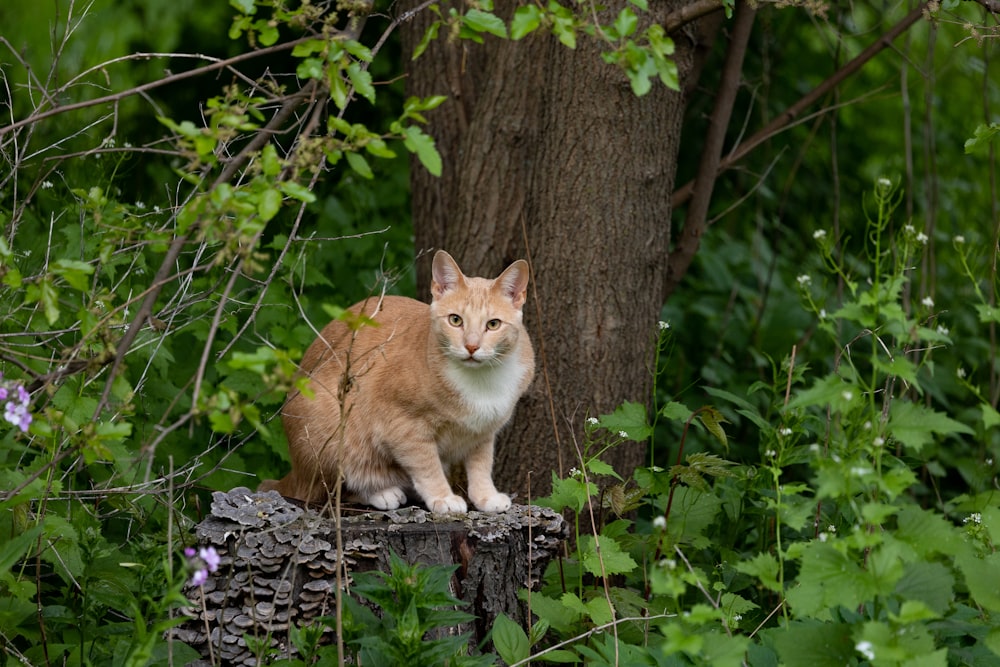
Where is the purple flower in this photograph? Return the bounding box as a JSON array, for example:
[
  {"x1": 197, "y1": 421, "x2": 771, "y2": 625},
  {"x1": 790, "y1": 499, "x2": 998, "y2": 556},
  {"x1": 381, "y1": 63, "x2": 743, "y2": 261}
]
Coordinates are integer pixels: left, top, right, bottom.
[
  {"x1": 190, "y1": 568, "x2": 208, "y2": 587},
  {"x1": 199, "y1": 546, "x2": 221, "y2": 573},
  {"x1": 1, "y1": 381, "x2": 31, "y2": 433},
  {"x1": 184, "y1": 547, "x2": 196, "y2": 558}
]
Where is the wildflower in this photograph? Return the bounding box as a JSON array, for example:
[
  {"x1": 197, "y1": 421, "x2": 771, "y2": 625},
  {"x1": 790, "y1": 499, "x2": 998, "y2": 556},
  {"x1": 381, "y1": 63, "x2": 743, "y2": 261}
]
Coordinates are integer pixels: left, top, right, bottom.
[
  {"x1": 658, "y1": 321, "x2": 670, "y2": 331},
  {"x1": 818, "y1": 532, "x2": 829, "y2": 542},
  {"x1": 41, "y1": 180, "x2": 54, "y2": 189},
  {"x1": 841, "y1": 390, "x2": 854, "y2": 402},
  {"x1": 618, "y1": 431, "x2": 628, "y2": 439},
  {"x1": 779, "y1": 427, "x2": 793, "y2": 436},
  {"x1": 856, "y1": 641, "x2": 876, "y2": 660},
  {"x1": 964, "y1": 513, "x2": 982, "y2": 525},
  {"x1": 957, "y1": 367, "x2": 967, "y2": 379},
  {"x1": 827, "y1": 525, "x2": 837, "y2": 533},
  {"x1": 796, "y1": 274, "x2": 811, "y2": 286},
  {"x1": 922, "y1": 296, "x2": 934, "y2": 308},
  {"x1": 765, "y1": 449, "x2": 777, "y2": 458},
  {"x1": 877, "y1": 177, "x2": 892, "y2": 188},
  {"x1": 652, "y1": 516, "x2": 667, "y2": 531},
  {"x1": 916, "y1": 231, "x2": 929, "y2": 244},
  {"x1": 190, "y1": 569, "x2": 209, "y2": 587},
  {"x1": 568, "y1": 467, "x2": 581, "y2": 478},
  {"x1": 873, "y1": 436, "x2": 885, "y2": 447},
  {"x1": 659, "y1": 558, "x2": 677, "y2": 570},
  {"x1": 819, "y1": 308, "x2": 827, "y2": 320},
  {"x1": 954, "y1": 235, "x2": 966, "y2": 244},
  {"x1": 732, "y1": 614, "x2": 743, "y2": 623},
  {"x1": 936, "y1": 324, "x2": 949, "y2": 336},
  {"x1": 135, "y1": 201, "x2": 145, "y2": 210},
  {"x1": 0, "y1": 376, "x2": 32, "y2": 433},
  {"x1": 586, "y1": 417, "x2": 598, "y2": 426},
  {"x1": 812, "y1": 229, "x2": 827, "y2": 240},
  {"x1": 199, "y1": 546, "x2": 221, "y2": 573},
  {"x1": 904, "y1": 224, "x2": 915, "y2": 234},
  {"x1": 153, "y1": 205, "x2": 162, "y2": 214}
]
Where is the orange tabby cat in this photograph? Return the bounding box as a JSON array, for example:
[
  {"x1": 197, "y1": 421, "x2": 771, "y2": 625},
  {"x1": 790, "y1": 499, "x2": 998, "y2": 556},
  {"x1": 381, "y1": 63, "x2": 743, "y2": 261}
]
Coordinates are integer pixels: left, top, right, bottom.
[{"x1": 261, "y1": 250, "x2": 534, "y2": 514}]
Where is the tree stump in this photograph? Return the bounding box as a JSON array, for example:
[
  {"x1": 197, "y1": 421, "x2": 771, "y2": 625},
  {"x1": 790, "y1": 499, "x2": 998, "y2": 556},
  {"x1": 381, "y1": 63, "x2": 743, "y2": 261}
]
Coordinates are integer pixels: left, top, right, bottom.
[{"x1": 171, "y1": 487, "x2": 568, "y2": 665}]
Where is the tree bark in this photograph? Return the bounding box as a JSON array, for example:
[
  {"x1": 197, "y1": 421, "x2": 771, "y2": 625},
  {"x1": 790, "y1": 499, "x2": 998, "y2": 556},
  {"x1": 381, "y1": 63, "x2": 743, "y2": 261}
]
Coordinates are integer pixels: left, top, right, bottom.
[
  {"x1": 403, "y1": 2, "x2": 704, "y2": 497},
  {"x1": 172, "y1": 488, "x2": 568, "y2": 665}
]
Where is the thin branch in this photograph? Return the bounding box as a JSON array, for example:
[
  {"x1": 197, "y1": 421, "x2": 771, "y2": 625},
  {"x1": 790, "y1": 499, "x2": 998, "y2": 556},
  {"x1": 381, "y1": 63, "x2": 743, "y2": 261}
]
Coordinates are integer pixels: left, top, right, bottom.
[
  {"x1": 662, "y1": 0, "x2": 725, "y2": 33},
  {"x1": 671, "y1": 3, "x2": 928, "y2": 209},
  {"x1": 664, "y1": 0, "x2": 755, "y2": 299},
  {"x1": 0, "y1": 36, "x2": 316, "y2": 136}
]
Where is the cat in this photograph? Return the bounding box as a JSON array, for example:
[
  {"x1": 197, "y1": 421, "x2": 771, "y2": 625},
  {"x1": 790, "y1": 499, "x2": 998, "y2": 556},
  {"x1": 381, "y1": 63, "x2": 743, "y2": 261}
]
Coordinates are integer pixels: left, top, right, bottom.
[{"x1": 260, "y1": 250, "x2": 534, "y2": 514}]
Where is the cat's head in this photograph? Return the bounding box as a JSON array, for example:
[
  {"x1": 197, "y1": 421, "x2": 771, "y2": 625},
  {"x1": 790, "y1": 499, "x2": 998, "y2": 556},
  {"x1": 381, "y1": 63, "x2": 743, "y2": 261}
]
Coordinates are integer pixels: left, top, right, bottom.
[{"x1": 429, "y1": 250, "x2": 529, "y2": 367}]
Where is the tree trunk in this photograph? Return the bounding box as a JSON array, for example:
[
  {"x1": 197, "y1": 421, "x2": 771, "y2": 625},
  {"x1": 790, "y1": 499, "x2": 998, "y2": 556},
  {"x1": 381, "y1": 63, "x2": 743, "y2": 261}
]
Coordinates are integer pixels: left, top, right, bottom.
[
  {"x1": 403, "y1": 3, "x2": 703, "y2": 497},
  {"x1": 172, "y1": 488, "x2": 568, "y2": 665}
]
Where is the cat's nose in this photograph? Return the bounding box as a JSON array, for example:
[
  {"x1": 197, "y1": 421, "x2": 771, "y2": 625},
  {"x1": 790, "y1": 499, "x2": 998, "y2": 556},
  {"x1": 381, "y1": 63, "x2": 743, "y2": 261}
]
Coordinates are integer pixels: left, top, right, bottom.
[{"x1": 465, "y1": 343, "x2": 479, "y2": 355}]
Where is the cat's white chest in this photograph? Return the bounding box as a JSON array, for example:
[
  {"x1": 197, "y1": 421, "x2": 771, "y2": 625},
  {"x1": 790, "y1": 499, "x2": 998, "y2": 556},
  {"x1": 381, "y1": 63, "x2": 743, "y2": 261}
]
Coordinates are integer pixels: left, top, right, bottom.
[{"x1": 443, "y1": 356, "x2": 528, "y2": 434}]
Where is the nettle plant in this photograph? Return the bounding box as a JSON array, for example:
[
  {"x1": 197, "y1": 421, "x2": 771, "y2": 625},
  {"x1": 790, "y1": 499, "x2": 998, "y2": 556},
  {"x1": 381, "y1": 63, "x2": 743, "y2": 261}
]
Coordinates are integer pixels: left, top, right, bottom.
[{"x1": 493, "y1": 180, "x2": 1000, "y2": 666}]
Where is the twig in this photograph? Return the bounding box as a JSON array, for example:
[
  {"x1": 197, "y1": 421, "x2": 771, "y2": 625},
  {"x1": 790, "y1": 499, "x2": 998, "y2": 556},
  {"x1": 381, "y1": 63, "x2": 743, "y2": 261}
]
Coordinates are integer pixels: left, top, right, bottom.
[
  {"x1": 662, "y1": 0, "x2": 725, "y2": 33},
  {"x1": 508, "y1": 614, "x2": 676, "y2": 667},
  {"x1": 671, "y1": 3, "x2": 928, "y2": 208},
  {"x1": 665, "y1": 0, "x2": 755, "y2": 299}
]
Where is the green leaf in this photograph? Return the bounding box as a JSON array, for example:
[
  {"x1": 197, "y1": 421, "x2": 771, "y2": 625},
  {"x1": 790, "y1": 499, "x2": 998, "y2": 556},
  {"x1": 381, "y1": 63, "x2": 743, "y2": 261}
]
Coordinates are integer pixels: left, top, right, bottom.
[
  {"x1": 230, "y1": 0, "x2": 255, "y2": 14},
  {"x1": 786, "y1": 541, "x2": 878, "y2": 616},
  {"x1": 347, "y1": 62, "x2": 375, "y2": 104},
  {"x1": 539, "y1": 473, "x2": 597, "y2": 513},
  {"x1": 698, "y1": 407, "x2": 728, "y2": 450},
  {"x1": 463, "y1": 9, "x2": 508, "y2": 38},
  {"x1": 345, "y1": 151, "x2": 374, "y2": 179},
  {"x1": 53, "y1": 259, "x2": 94, "y2": 291},
  {"x1": 412, "y1": 21, "x2": 440, "y2": 60},
  {"x1": 613, "y1": 8, "x2": 638, "y2": 38},
  {"x1": 402, "y1": 125, "x2": 442, "y2": 176},
  {"x1": 295, "y1": 57, "x2": 324, "y2": 80},
  {"x1": 767, "y1": 622, "x2": 856, "y2": 667},
  {"x1": 257, "y1": 188, "x2": 282, "y2": 222},
  {"x1": 511, "y1": 5, "x2": 542, "y2": 39},
  {"x1": 660, "y1": 400, "x2": 693, "y2": 422},
  {"x1": 983, "y1": 403, "x2": 1000, "y2": 430},
  {"x1": 491, "y1": 614, "x2": 529, "y2": 665},
  {"x1": 733, "y1": 552, "x2": 781, "y2": 591},
  {"x1": 598, "y1": 401, "x2": 653, "y2": 442},
  {"x1": 279, "y1": 181, "x2": 317, "y2": 203},
  {"x1": 579, "y1": 534, "x2": 637, "y2": 577},
  {"x1": 965, "y1": 122, "x2": 1000, "y2": 154},
  {"x1": 585, "y1": 457, "x2": 622, "y2": 481},
  {"x1": 889, "y1": 401, "x2": 974, "y2": 453}
]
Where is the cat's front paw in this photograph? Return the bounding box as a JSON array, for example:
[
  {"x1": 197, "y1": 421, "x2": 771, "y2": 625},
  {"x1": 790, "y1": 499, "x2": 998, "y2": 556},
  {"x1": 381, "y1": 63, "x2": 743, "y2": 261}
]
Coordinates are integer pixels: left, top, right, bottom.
[
  {"x1": 474, "y1": 493, "x2": 512, "y2": 513},
  {"x1": 366, "y1": 486, "x2": 407, "y2": 510},
  {"x1": 427, "y1": 494, "x2": 468, "y2": 514}
]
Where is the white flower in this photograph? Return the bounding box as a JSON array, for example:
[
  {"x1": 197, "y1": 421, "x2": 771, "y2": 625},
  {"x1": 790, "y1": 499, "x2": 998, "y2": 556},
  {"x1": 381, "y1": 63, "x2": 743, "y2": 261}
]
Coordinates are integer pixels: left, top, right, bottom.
[
  {"x1": 731, "y1": 614, "x2": 742, "y2": 623},
  {"x1": 586, "y1": 417, "x2": 598, "y2": 426},
  {"x1": 954, "y1": 235, "x2": 966, "y2": 244},
  {"x1": 658, "y1": 321, "x2": 670, "y2": 331},
  {"x1": 765, "y1": 449, "x2": 777, "y2": 458},
  {"x1": 922, "y1": 296, "x2": 934, "y2": 308},
  {"x1": 873, "y1": 436, "x2": 885, "y2": 447},
  {"x1": 958, "y1": 367, "x2": 967, "y2": 379},
  {"x1": 819, "y1": 532, "x2": 829, "y2": 542},
  {"x1": 659, "y1": 558, "x2": 676, "y2": 570},
  {"x1": 41, "y1": 180, "x2": 54, "y2": 189},
  {"x1": 916, "y1": 231, "x2": 929, "y2": 244},
  {"x1": 856, "y1": 641, "x2": 876, "y2": 660},
  {"x1": 904, "y1": 224, "x2": 915, "y2": 234},
  {"x1": 841, "y1": 390, "x2": 854, "y2": 402},
  {"x1": 964, "y1": 513, "x2": 982, "y2": 524},
  {"x1": 827, "y1": 525, "x2": 837, "y2": 533},
  {"x1": 135, "y1": 201, "x2": 145, "y2": 210},
  {"x1": 153, "y1": 205, "x2": 162, "y2": 214},
  {"x1": 779, "y1": 427, "x2": 793, "y2": 436},
  {"x1": 850, "y1": 466, "x2": 869, "y2": 477},
  {"x1": 819, "y1": 308, "x2": 827, "y2": 320},
  {"x1": 568, "y1": 467, "x2": 581, "y2": 478},
  {"x1": 618, "y1": 431, "x2": 628, "y2": 439},
  {"x1": 936, "y1": 324, "x2": 949, "y2": 336},
  {"x1": 813, "y1": 229, "x2": 827, "y2": 240},
  {"x1": 652, "y1": 516, "x2": 667, "y2": 530},
  {"x1": 877, "y1": 177, "x2": 892, "y2": 188},
  {"x1": 796, "y1": 274, "x2": 811, "y2": 286}
]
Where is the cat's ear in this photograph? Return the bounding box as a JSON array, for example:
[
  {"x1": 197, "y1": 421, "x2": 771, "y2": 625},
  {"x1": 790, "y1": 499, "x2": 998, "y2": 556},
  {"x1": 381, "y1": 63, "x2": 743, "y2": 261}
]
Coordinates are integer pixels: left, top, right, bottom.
[
  {"x1": 494, "y1": 259, "x2": 530, "y2": 310},
  {"x1": 431, "y1": 250, "x2": 466, "y2": 299}
]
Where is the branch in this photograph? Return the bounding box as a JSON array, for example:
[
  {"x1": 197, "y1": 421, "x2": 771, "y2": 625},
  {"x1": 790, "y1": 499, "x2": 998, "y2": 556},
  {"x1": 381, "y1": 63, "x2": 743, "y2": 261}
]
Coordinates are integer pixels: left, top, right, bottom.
[
  {"x1": 0, "y1": 36, "x2": 315, "y2": 137},
  {"x1": 662, "y1": 0, "x2": 726, "y2": 33},
  {"x1": 671, "y1": 2, "x2": 927, "y2": 209},
  {"x1": 665, "y1": 0, "x2": 755, "y2": 299}
]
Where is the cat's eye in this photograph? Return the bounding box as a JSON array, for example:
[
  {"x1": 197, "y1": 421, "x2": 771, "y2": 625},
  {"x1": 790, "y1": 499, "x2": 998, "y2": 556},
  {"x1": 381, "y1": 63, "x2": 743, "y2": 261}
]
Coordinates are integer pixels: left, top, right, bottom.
[
  {"x1": 486, "y1": 319, "x2": 502, "y2": 331},
  {"x1": 448, "y1": 314, "x2": 463, "y2": 327}
]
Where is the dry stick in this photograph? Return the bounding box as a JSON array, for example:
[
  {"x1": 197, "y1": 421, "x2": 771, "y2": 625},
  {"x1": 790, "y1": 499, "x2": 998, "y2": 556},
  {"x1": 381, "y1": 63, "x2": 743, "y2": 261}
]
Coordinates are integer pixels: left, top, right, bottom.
[
  {"x1": 0, "y1": 35, "x2": 317, "y2": 136},
  {"x1": 664, "y1": 0, "x2": 756, "y2": 299},
  {"x1": 662, "y1": 0, "x2": 725, "y2": 33},
  {"x1": 93, "y1": 83, "x2": 317, "y2": 419},
  {"x1": 671, "y1": 3, "x2": 928, "y2": 210}
]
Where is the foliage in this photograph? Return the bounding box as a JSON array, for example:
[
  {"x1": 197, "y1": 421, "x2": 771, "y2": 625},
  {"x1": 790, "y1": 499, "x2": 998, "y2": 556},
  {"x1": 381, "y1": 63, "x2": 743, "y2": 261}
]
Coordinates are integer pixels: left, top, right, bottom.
[
  {"x1": 0, "y1": 0, "x2": 998, "y2": 665},
  {"x1": 249, "y1": 552, "x2": 494, "y2": 666},
  {"x1": 492, "y1": 178, "x2": 1000, "y2": 664}
]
